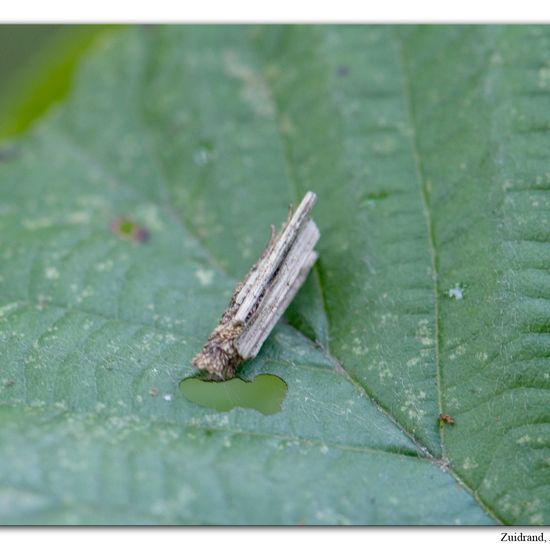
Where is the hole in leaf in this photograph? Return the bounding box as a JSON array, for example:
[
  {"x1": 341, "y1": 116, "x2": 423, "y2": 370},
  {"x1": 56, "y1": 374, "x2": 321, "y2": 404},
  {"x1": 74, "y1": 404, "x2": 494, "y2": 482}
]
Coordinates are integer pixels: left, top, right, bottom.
[{"x1": 179, "y1": 373, "x2": 287, "y2": 415}]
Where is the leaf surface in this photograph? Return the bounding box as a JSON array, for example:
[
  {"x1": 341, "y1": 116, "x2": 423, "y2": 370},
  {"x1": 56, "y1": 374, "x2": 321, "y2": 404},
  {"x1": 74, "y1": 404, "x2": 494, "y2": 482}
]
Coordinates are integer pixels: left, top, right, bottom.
[{"x1": 0, "y1": 25, "x2": 548, "y2": 525}]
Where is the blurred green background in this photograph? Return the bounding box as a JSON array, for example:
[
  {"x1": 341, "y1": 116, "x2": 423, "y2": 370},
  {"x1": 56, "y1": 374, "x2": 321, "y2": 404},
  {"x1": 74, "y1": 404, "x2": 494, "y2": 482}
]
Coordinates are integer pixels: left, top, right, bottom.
[{"x1": 0, "y1": 25, "x2": 114, "y2": 140}]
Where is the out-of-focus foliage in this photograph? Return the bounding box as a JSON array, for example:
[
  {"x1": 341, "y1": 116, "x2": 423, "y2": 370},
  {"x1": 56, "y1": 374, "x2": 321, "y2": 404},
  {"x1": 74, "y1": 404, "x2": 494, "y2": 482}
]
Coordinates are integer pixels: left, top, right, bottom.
[{"x1": 0, "y1": 25, "x2": 114, "y2": 138}]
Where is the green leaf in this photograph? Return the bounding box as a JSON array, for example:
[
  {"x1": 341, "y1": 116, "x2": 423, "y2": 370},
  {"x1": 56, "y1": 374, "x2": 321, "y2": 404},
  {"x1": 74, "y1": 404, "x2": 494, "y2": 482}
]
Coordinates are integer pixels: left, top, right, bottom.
[{"x1": 0, "y1": 25, "x2": 548, "y2": 525}]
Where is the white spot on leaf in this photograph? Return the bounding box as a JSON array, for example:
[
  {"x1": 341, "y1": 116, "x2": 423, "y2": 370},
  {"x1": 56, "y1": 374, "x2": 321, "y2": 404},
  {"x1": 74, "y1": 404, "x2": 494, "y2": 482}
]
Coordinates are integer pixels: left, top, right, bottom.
[
  {"x1": 45, "y1": 267, "x2": 59, "y2": 280},
  {"x1": 195, "y1": 268, "x2": 214, "y2": 287},
  {"x1": 0, "y1": 302, "x2": 19, "y2": 318},
  {"x1": 95, "y1": 259, "x2": 114, "y2": 272},
  {"x1": 66, "y1": 211, "x2": 90, "y2": 224},
  {"x1": 448, "y1": 284, "x2": 465, "y2": 300},
  {"x1": 462, "y1": 457, "x2": 479, "y2": 470},
  {"x1": 224, "y1": 50, "x2": 274, "y2": 117}
]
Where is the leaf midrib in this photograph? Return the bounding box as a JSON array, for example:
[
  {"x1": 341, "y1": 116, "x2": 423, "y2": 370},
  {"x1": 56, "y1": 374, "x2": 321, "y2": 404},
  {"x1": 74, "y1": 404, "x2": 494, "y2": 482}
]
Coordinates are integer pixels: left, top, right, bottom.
[
  {"x1": 392, "y1": 33, "x2": 446, "y2": 457},
  {"x1": 240, "y1": 27, "x2": 503, "y2": 523},
  {"x1": 392, "y1": 28, "x2": 507, "y2": 524},
  {"x1": 132, "y1": 27, "x2": 501, "y2": 522},
  {"x1": 4, "y1": 27, "x2": 506, "y2": 523}
]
